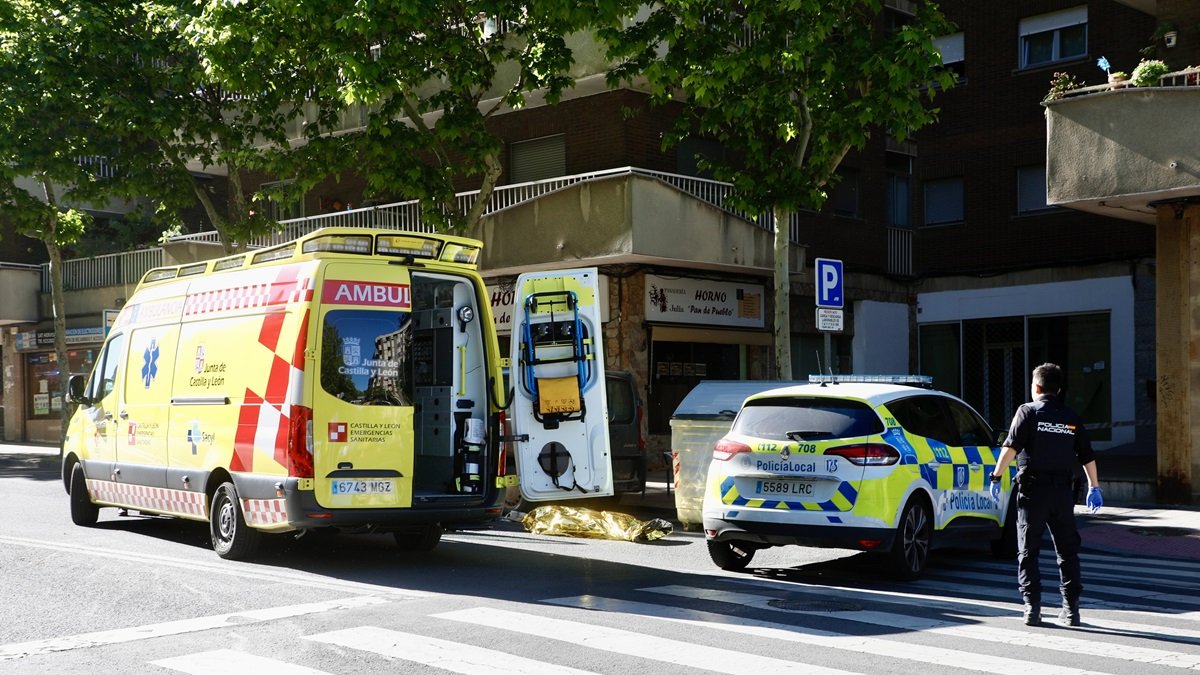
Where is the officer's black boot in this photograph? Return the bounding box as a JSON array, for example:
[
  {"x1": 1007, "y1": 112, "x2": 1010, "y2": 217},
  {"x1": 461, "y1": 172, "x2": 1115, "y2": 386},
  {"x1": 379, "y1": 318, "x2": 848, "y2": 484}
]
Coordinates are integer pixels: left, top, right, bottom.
[
  {"x1": 1058, "y1": 598, "x2": 1081, "y2": 627},
  {"x1": 1022, "y1": 598, "x2": 1041, "y2": 626}
]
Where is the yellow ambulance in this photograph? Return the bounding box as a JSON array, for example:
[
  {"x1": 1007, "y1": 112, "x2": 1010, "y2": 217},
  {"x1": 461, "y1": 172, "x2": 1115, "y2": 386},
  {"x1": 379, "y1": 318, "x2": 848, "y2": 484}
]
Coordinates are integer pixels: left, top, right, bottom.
[{"x1": 62, "y1": 227, "x2": 611, "y2": 559}]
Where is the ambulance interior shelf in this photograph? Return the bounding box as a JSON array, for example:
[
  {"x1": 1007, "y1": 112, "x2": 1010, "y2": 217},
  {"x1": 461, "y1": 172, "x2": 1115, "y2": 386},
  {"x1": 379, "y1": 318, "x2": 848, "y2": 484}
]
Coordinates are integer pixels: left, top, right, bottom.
[{"x1": 517, "y1": 290, "x2": 594, "y2": 429}]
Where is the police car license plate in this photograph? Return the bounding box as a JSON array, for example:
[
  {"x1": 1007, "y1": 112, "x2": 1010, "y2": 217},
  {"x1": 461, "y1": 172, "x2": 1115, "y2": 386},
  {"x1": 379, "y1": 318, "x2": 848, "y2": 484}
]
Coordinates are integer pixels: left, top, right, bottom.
[
  {"x1": 331, "y1": 479, "x2": 395, "y2": 495},
  {"x1": 755, "y1": 479, "x2": 818, "y2": 498}
]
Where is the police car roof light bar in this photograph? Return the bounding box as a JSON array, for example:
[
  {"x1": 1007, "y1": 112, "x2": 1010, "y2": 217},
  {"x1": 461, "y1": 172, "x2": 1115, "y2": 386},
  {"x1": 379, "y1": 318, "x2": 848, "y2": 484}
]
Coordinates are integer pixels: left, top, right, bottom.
[{"x1": 808, "y1": 374, "x2": 934, "y2": 388}]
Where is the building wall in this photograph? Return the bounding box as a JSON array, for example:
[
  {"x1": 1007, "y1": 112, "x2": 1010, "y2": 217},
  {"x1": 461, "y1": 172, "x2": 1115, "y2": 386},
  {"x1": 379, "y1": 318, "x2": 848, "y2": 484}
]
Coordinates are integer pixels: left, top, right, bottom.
[{"x1": 914, "y1": 1, "x2": 1156, "y2": 276}]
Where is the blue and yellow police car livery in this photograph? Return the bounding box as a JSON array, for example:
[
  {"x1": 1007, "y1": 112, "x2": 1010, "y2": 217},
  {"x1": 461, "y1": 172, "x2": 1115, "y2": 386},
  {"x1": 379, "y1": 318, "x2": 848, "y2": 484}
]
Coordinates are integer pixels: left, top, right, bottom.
[{"x1": 702, "y1": 375, "x2": 1016, "y2": 580}]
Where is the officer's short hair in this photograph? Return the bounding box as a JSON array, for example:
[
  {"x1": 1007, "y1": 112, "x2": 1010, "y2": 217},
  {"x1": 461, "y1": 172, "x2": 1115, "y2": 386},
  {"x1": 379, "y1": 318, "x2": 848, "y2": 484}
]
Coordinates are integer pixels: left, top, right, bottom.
[{"x1": 1032, "y1": 362, "x2": 1063, "y2": 393}]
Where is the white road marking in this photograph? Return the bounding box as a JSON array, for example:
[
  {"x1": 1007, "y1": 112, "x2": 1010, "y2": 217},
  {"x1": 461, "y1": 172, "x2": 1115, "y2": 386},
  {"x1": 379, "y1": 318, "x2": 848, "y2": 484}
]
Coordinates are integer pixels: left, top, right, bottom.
[
  {"x1": 645, "y1": 585, "x2": 1200, "y2": 670},
  {"x1": 545, "y1": 595, "x2": 1119, "y2": 675},
  {"x1": 434, "y1": 606, "x2": 863, "y2": 675},
  {"x1": 152, "y1": 649, "x2": 333, "y2": 674},
  {"x1": 725, "y1": 576, "x2": 1200, "y2": 643},
  {"x1": 306, "y1": 626, "x2": 601, "y2": 675},
  {"x1": 0, "y1": 534, "x2": 432, "y2": 599},
  {"x1": 0, "y1": 596, "x2": 388, "y2": 660}
]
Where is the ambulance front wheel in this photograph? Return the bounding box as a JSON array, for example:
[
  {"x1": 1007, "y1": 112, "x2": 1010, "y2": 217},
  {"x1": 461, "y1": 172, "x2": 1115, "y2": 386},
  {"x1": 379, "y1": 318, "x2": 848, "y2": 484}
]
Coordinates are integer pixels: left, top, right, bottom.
[
  {"x1": 393, "y1": 524, "x2": 442, "y2": 552},
  {"x1": 69, "y1": 462, "x2": 99, "y2": 527},
  {"x1": 210, "y1": 481, "x2": 262, "y2": 560}
]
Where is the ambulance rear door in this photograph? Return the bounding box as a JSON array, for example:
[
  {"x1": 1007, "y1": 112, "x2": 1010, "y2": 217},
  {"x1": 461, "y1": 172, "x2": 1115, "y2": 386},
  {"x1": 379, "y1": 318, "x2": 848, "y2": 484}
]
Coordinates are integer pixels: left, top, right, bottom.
[
  {"x1": 311, "y1": 263, "x2": 416, "y2": 509},
  {"x1": 509, "y1": 268, "x2": 612, "y2": 501}
]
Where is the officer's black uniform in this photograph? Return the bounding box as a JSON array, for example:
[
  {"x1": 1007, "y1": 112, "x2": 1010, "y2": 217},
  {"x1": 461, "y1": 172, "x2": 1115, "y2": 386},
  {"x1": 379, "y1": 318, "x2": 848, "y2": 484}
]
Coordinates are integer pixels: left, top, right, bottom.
[{"x1": 1002, "y1": 394, "x2": 1095, "y2": 607}]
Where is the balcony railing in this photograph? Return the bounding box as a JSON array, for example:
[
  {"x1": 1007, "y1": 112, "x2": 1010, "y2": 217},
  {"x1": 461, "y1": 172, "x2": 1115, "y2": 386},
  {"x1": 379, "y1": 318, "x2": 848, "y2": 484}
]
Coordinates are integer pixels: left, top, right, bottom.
[
  {"x1": 50, "y1": 167, "x2": 814, "y2": 292},
  {"x1": 887, "y1": 227, "x2": 912, "y2": 276},
  {"x1": 170, "y1": 167, "x2": 791, "y2": 248},
  {"x1": 40, "y1": 247, "x2": 165, "y2": 293},
  {"x1": 1055, "y1": 67, "x2": 1200, "y2": 99}
]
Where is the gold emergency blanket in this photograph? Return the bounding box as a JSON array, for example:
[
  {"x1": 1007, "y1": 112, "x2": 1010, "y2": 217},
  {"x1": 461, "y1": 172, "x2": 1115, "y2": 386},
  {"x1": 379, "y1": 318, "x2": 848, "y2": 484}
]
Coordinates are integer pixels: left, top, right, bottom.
[{"x1": 521, "y1": 505, "x2": 673, "y2": 542}]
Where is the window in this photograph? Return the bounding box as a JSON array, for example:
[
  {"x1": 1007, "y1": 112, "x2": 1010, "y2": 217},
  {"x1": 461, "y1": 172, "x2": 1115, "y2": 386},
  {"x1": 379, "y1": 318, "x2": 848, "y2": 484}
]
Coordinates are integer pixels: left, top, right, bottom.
[
  {"x1": 733, "y1": 397, "x2": 884, "y2": 441},
  {"x1": 27, "y1": 349, "x2": 97, "y2": 419},
  {"x1": 259, "y1": 179, "x2": 304, "y2": 222},
  {"x1": 321, "y1": 309, "x2": 413, "y2": 406},
  {"x1": 934, "y1": 32, "x2": 965, "y2": 80},
  {"x1": 1016, "y1": 165, "x2": 1050, "y2": 213},
  {"x1": 886, "y1": 151, "x2": 912, "y2": 227},
  {"x1": 944, "y1": 398, "x2": 995, "y2": 447},
  {"x1": 923, "y1": 177, "x2": 964, "y2": 226},
  {"x1": 676, "y1": 136, "x2": 724, "y2": 178},
  {"x1": 509, "y1": 134, "x2": 566, "y2": 184},
  {"x1": 1019, "y1": 6, "x2": 1087, "y2": 69},
  {"x1": 831, "y1": 167, "x2": 860, "y2": 219},
  {"x1": 86, "y1": 334, "x2": 126, "y2": 402},
  {"x1": 887, "y1": 395, "x2": 957, "y2": 446}
]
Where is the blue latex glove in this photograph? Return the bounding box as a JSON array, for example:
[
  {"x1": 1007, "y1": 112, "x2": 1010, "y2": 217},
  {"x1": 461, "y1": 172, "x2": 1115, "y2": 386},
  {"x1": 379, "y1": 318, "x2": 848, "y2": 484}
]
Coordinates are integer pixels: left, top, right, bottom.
[
  {"x1": 1086, "y1": 487, "x2": 1103, "y2": 513},
  {"x1": 989, "y1": 478, "x2": 1001, "y2": 503}
]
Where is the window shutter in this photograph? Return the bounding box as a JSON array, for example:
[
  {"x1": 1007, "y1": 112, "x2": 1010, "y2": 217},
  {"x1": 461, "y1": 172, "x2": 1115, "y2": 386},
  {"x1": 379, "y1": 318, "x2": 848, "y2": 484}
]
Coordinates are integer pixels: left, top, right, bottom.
[{"x1": 509, "y1": 135, "x2": 566, "y2": 184}]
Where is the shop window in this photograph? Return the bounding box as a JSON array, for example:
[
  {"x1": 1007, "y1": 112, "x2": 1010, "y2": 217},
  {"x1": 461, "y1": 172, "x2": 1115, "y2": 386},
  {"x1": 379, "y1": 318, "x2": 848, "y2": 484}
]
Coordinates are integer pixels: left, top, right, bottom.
[
  {"x1": 27, "y1": 348, "x2": 97, "y2": 419},
  {"x1": 1028, "y1": 312, "x2": 1111, "y2": 442},
  {"x1": 923, "y1": 176, "x2": 964, "y2": 226},
  {"x1": 1019, "y1": 6, "x2": 1087, "y2": 69}
]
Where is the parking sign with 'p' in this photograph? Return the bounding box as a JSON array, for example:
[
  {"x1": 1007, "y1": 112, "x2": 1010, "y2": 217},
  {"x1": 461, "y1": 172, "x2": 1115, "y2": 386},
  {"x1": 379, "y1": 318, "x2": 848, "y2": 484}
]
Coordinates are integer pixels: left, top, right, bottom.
[{"x1": 815, "y1": 258, "x2": 843, "y2": 309}]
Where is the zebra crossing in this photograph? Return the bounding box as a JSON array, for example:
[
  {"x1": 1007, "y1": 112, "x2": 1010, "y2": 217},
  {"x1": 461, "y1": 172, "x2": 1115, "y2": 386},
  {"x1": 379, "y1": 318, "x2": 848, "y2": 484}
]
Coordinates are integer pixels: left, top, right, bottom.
[{"x1": 43, "y1": 549, "x2": 1200, "y2": 673}]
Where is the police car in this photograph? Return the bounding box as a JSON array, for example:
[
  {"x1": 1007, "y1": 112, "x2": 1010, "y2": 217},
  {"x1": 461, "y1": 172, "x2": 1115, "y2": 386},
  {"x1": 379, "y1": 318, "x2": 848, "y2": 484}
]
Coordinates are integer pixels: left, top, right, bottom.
[{"x1": 701, "y1": 375, "x2": 1015, "y2": 580}]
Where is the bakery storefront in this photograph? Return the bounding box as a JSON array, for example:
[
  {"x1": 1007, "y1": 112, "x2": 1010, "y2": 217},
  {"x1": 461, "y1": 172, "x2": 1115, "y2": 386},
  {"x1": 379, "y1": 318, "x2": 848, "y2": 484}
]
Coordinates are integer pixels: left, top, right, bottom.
[{"x1": 643, "y1": 274, "x2": 772, "y2": 435}]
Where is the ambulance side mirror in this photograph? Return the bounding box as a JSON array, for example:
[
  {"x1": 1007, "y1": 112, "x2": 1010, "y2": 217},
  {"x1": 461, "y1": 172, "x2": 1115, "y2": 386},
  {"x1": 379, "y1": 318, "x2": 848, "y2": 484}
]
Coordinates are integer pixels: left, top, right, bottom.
[{"x1": 67, "y1": 374, "x2": 90, "y2": 406}]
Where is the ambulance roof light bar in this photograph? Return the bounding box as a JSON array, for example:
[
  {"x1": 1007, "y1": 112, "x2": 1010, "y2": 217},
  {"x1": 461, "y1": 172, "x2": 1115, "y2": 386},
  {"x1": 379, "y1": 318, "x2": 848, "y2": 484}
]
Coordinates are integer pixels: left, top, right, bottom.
[{"x1": 808, "y1": 374, "x2": 934, "y2": 388}]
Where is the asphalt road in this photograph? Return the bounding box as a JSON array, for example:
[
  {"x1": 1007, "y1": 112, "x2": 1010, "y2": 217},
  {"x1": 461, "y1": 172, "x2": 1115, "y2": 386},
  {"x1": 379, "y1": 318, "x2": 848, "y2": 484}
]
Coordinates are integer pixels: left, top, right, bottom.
[{"x1": 3, "y1": 448, "x2": 1198, "y2": 674}]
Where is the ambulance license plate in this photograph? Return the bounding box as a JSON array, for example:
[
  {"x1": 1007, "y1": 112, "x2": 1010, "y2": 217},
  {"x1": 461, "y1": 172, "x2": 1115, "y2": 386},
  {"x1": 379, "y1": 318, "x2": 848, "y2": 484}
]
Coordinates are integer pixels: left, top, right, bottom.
[
  {"x1": 755, "y1": 479, "x2": 818, "y2": 497},
  {"x1": 331, "y1": 479, "x2": 395, "y2": 495}
]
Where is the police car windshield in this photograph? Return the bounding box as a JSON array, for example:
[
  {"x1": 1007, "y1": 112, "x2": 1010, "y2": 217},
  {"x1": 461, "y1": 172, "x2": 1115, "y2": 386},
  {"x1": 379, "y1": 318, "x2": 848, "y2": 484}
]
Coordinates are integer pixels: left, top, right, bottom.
[{"x1": 733, "y1": 397, "x2": 882, "y2": 441}]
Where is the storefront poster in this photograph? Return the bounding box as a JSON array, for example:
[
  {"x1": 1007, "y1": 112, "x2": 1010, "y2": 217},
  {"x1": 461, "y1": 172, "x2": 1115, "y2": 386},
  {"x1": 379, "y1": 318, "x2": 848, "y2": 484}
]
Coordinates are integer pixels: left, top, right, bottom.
[{"x1": 644, "y1": 274, "x2": 765, "y2": 328}]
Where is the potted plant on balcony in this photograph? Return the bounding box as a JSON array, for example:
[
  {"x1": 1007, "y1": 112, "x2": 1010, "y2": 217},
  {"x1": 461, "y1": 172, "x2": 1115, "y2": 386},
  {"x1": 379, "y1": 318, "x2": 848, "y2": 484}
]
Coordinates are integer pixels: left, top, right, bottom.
[
  {"x1": 1097, "y1": 56, "x2": 1127, "y2": 89},
  {"x1": 1044, "y1": 71, "x2": 1084, "y2": 102},
  {"x1": 1131, "y1": 59, "x2": 1170, "y2": 87}
]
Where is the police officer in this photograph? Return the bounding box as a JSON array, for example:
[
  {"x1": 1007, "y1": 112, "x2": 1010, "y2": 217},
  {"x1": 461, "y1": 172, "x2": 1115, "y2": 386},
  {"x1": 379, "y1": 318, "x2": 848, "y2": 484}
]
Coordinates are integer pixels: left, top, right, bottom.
[{"x1": 990, "y1": 362, "x2": 1102, "y2": 627}]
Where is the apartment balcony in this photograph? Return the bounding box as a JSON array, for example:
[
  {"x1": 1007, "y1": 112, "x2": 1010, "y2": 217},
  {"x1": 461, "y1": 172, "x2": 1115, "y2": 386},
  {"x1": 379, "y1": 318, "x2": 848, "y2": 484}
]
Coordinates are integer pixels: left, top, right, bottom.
[{"x1": 1045, "y1": 69, "x2": 1200, "y2": 224}]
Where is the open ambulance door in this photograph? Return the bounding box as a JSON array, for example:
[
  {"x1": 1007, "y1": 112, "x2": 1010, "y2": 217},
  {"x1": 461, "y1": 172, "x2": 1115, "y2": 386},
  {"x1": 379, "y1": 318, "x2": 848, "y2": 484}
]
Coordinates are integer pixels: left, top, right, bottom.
[{"x1": 508, "y1": 268, "x2": 612, "y2": 502}]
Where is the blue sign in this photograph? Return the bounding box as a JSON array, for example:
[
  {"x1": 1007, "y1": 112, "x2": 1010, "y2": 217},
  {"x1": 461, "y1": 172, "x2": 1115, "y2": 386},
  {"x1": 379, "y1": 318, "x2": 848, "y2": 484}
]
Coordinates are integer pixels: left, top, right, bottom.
[{"x1": 815, "y1": 258, "x2": 844, "y2": 309}]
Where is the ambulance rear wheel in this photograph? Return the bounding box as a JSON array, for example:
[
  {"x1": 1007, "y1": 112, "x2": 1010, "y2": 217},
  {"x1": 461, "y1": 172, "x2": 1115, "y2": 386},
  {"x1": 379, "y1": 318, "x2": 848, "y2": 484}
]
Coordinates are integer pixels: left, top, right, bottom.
[
  {"x1": 707, "y1": 539, "x2": 755, "y2": 571},
  {"x1": 69, "y1": 463, "x2": 98, "y2": 527},
  {"x1": 210, "y1": 481, "x2": 261, "y2": 560},
  {"x1": 394, "y1": 524, "x2": 442, "y2": 552}
]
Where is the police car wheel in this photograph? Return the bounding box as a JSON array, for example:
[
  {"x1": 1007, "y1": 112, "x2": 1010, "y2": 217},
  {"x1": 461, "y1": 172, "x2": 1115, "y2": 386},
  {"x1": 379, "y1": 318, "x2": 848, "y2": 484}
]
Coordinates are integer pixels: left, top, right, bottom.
[
  {"x1": 210, "y1": 481, "x2": 261, "y2": 560},
  {"x1": 707, "y1": 539, "x2": 755, "y2": 571},
  {"x1": 394, "y1": 524, "x2": 442, "y2": 552},
  {"x1": 886, "y1": 498, "x2": 931, "y2": 580},
  {"x1": 69, "y1": 462, "x2": 99, "y2": 527}
]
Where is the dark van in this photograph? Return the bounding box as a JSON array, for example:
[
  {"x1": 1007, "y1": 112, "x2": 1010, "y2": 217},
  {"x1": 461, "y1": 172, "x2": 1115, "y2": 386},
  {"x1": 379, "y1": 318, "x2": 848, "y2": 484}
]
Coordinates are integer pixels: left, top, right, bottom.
[
  {"x1": 504, "y1": 370, "x2": 646, "y2": 510},
  {"x1": 605, "y1": 371, "x2": 646, "y2": 494}
]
